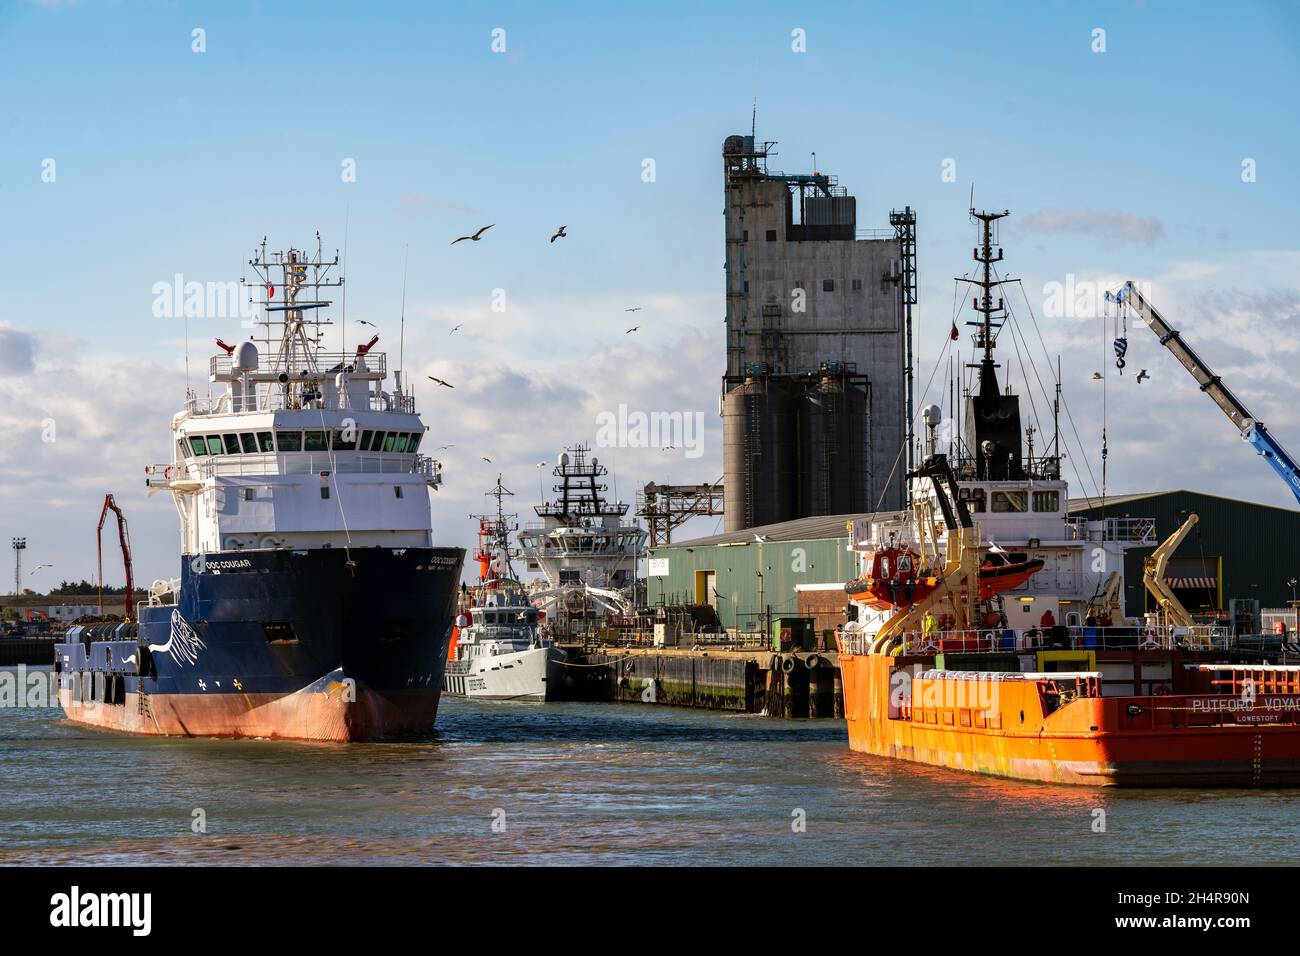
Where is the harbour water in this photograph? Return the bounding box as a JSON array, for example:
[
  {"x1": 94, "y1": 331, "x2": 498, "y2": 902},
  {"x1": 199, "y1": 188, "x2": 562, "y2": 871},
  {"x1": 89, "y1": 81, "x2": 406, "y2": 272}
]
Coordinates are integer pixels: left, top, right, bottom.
[{"x1": 3, "y1": 667, "x2": 1298, "y2": 866}]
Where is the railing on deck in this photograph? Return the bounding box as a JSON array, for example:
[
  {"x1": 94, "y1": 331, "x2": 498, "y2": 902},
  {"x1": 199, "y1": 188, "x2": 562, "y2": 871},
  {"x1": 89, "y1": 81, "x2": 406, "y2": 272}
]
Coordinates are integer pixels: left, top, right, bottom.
[
  {"x1": 209, "y1": 352, "x2": 388, "y2": 380},
  {"x1": 184, "y1": 391, "x2": 403, "y2": 415},
  {"x1": 152, "y1": 453, "x2": 442, "y2": 482},
  {"x1": 1063, "y1": 516, "x2": 1157, "y2": 544},
  {"x1": 838, "y1": 624, "x2": 1230, "y2": 657}
]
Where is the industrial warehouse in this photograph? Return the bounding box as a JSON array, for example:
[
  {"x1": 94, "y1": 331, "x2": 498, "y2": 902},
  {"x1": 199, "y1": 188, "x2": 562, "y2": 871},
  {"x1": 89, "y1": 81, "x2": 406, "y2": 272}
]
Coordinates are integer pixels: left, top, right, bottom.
[{"x1": 646, "y1": 490, "x2": 1300, "y2": 641}]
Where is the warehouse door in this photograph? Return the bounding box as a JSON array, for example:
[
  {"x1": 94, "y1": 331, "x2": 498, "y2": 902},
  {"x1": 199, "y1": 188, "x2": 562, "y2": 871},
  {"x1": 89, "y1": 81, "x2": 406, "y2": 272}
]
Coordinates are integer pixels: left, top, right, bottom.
[{"x1": 694, "y1": 570, "x2": 717, "y2": 608}]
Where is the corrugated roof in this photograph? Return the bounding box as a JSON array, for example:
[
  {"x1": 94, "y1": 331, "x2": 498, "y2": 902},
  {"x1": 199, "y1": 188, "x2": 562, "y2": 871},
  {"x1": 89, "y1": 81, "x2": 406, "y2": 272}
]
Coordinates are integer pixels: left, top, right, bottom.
[
  {"x1": 1067, "y1": 490, "x2": 1178, "y2": 510},
  {"x1": 657, "y1": 510, "x2": 909, "y2": 550},
  {"x1": 1068, "y1": 489, "x2": 1300, "y2": 515}
]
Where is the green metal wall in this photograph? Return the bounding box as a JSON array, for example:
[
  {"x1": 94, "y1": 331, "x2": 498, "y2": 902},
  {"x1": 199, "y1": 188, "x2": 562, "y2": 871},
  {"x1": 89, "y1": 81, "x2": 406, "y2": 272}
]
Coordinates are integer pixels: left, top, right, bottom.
[
  {"x1": 646, "y1": 536, "x2": 857, "y2": 631},
  {"x1": 1071, "y1": 492, "x2": 1300, "y2": 616}
]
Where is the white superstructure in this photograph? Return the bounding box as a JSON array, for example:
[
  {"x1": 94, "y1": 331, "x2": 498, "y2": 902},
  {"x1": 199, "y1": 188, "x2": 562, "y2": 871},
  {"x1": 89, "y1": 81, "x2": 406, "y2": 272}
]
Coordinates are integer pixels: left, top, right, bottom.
[
  {"x1": 145, "y1": 240, "x2": 445, "y2": 556},
  {"x1": 518, "y1": 444, "x2": 646, "y2": 633}
]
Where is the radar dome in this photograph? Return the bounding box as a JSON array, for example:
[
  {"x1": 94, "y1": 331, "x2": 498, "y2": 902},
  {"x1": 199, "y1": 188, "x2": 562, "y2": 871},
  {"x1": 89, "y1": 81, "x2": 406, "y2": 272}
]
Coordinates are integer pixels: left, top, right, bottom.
[
  {"x1": 233, "y1": 340, "x2": 259, "y2": 371},
  {"x1": 558, "y1": 451, "x2": 570, "y2": 467}
]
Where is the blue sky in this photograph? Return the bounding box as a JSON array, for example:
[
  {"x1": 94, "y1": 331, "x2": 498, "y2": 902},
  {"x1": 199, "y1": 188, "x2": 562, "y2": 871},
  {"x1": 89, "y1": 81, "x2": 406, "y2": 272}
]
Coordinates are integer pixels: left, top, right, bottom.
[{"x1": 1, "y1": 0, "x2": 1298, "y2": 586}]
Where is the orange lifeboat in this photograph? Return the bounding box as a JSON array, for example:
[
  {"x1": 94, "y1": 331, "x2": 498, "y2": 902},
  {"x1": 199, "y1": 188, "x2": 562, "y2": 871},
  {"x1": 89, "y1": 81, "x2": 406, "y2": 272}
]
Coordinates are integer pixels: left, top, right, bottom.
[
  {"x1": 845, "y1": 548, "x2": 1044, "y2": 610},
  {"x1": 845, "y1": 546, "x2": 933, "y2": 610}
]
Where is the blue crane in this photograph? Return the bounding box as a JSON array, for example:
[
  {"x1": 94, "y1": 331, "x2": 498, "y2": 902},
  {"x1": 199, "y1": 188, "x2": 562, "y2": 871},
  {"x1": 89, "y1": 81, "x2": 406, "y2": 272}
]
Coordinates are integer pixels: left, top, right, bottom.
[{"x1": 1119, "y1": 281, "x2": 1300, "y2": 506}]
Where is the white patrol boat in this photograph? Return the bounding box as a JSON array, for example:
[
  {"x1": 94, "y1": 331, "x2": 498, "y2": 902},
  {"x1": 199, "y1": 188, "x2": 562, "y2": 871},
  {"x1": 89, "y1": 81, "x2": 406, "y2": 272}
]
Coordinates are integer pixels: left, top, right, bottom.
[{"x1": 444, "y1": 478, "x2": 567, "y2": 701}]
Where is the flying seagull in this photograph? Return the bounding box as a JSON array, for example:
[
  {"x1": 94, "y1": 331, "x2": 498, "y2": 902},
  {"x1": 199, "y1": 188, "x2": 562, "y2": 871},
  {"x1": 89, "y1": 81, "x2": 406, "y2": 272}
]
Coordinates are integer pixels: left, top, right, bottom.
[
  {"x1": 450, "y1": 324, "x2": 463, "y2": 335},
  {"x1": 1136, "y1": 369, "x2": 1150, "y2": 384},
  {"x1": 625, "y1": 326, "x2": 640, "y2": 334},
  {"x1": 624, "y1": 307, "x2": 642, "y2": 313},
  {"x1": 481, "y1": 456, "x2": 493, "y2": 463},
  {"x1": 427, "y1": 376, "x2": 455, "y2": 389},
  {"x1": 1091, "y1": 372, "x2": 1103, "y2": 380},
  {"x1": 451, "y1": 224, "x2": 494, "y2": 245},
  {"x1": 437, "y1": 444, "x2": 456, "y2": 450},
  {"x1": 550, "y1": 225, "x2": 567, "y2": 243},
  {"x1": 356, "y1": 319, "x2": 376, "y2": 327},
  {"x1": 753, "y1": 534, "x2": 768, "y2": 543}
]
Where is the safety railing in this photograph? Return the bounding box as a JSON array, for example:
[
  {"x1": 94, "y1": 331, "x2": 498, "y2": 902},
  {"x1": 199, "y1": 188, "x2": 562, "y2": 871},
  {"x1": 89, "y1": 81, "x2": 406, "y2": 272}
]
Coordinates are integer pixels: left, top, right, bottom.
[
  {"x1": 170, "y1": 453, "x2": 436, "y2": 479},
  {"x1": 838, "y1": 624, "x2": 1232, "y2": 657},
  {"x1": 209, "y1": 351, "x2": 388, "y2": 380},
  {"x1": 1063, "y1": 516, "x2": 1157, "y2": 544}
]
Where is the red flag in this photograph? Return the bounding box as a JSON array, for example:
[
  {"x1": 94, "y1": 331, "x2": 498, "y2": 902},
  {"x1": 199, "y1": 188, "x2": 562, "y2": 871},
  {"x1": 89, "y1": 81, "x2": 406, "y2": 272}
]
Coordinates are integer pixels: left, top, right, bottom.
[
  {"x1": 267, "y1": 282, "x2": 276, "y2": 299},
  {"x1": 949, "y1": 321, "x2": 960, "y2": 341}
]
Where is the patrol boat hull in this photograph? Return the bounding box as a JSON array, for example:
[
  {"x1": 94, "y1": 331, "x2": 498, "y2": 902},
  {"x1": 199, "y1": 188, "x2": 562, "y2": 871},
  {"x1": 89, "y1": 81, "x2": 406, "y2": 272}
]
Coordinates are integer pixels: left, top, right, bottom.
[
  {"x1": 55, "y1": 546, "x2": 464, "y2": 742},
  {"x1": 444, "y1": 644, "x2": 568, "y2": 701}
]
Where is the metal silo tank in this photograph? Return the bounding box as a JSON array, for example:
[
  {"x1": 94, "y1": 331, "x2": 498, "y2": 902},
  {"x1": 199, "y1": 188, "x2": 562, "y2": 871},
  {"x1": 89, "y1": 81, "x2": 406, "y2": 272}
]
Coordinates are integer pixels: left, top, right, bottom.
[
  {"x1": 799, "y1": 374, "x2": 869, "y2": 518},
  {"x1": 723, "y1": 378, "x2": 798, "y2": 531}
]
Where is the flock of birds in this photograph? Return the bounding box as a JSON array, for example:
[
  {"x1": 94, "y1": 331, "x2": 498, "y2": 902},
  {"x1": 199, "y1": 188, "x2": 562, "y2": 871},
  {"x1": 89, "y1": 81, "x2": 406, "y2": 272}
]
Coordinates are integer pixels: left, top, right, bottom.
[
  {"x1": 346, "y1": 223, "x2": 648, "y2": 395},
  {"x1": 1092, "y1": 369, "x2": 1150, "y2": 383}
]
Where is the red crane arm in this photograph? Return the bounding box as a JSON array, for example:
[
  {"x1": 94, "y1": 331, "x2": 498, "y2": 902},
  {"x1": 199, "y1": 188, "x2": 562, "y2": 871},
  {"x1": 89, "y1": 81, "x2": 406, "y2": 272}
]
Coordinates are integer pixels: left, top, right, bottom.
[{"x1": 97, "y1": 494, "x2": 135, "y2": 620}]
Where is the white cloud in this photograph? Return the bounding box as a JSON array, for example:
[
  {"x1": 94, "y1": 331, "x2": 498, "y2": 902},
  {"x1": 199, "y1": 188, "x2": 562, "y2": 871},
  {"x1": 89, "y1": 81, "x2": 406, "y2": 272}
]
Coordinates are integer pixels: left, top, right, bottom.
[
  {"x1": 0, "y1": 327, "x2": 37, "y2": 375},
  {"x1": 1019, "y1": 208, "x2": 1167, "y2": 245},
  {"x1": 0, "y1": 321, "x2": 724, "y2": 589}
]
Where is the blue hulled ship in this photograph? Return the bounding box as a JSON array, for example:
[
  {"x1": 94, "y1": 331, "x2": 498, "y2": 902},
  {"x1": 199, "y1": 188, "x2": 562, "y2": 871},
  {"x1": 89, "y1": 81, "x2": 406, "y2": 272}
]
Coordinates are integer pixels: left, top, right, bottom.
[{"x1": 56, "y1": 239, "x2": 465, "y2": 741}]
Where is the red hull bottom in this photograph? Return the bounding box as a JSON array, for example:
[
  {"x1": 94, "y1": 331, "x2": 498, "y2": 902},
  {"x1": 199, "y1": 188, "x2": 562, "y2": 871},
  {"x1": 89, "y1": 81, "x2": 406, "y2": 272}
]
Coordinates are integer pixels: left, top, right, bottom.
[{"x1": 58, "y1": 673, "x2": 440, "y2": 743}]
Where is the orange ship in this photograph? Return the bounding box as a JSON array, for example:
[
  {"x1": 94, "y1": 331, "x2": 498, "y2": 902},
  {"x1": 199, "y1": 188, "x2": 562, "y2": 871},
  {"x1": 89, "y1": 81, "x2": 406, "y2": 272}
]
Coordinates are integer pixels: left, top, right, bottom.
[
  {"x1": 838, "y1": 210, "x2": 1300, "y2": 787},
  {"x1": 840, "y1": 645, "x2": 1300, "y2": 787}
]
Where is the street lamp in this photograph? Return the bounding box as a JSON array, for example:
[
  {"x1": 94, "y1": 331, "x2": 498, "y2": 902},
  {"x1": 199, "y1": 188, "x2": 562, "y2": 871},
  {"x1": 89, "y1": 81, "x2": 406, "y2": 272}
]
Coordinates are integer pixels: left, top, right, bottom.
[{"x1": 11, "y1": 538, "x2": 26, "y2": 597}]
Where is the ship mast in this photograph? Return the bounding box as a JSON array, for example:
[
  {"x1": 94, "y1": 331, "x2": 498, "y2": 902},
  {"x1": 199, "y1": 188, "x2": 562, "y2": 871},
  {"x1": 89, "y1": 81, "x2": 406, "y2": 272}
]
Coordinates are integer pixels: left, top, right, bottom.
[
  {"x1": 473, "y1": 476, "x2": 518, "y2": 582},
  {"x1": 244, "y1": 235, "x2": 343, "y2": 408},
  {"x1": 966, "y1": 209, "x2": 1008, "y2": 389}
]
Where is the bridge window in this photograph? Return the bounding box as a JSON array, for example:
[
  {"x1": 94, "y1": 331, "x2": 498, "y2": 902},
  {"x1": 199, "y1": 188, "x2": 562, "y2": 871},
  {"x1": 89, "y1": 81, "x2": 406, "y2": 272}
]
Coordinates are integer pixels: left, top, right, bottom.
[
  {"x1": 991, "y1": 490, "x2": 1028, "y2": 513},
  {"x1": 393, "y1": 433, "x2": 410, "y2": 453},
  {"x1": 257, "y1": 432, "x2": 275, "y2": 452},
  {"x1": 332, "y1": 430, "x2": 357, "y2": 451},
  {"x1": 304, "y1": 431, "x2": 328, "y2": 452},
  {"x1": 205, "y1": 435, "x2": 224, "y2": 456},
  {"x1": 239, "y1": 433, "x2": 258, "y2": 453},
  {"x1": 383, "y1": 432, "x2": 397, "y2": 453},
  {"x1": 188, "y1": 436, "x2": 206, "y2": 456},
  {"x1": 222, "y1": 434, "x2": 241, "y2": 455},
  {"x1": 408, "y1": 432, "x2": 422, "y2": 452},
  {"x1": 369, "y1": 431, "x2": 387, "y2": 451},
  {"x1": 277, "y1": 431, "x2": 302, "y2": 452},
  {"x1": 1032, "y1": 491, "x2": 1060, "y2": 512},
  {"x1": 359, "y1": 429, "x2": 374, "y2": 451}
]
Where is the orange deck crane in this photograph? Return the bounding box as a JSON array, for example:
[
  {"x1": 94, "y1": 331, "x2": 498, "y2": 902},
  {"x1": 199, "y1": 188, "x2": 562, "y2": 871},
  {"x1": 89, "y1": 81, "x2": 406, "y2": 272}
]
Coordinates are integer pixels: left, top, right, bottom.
[{"x1": 97, "y1": 493, "x2": 134, "y2": 621}]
